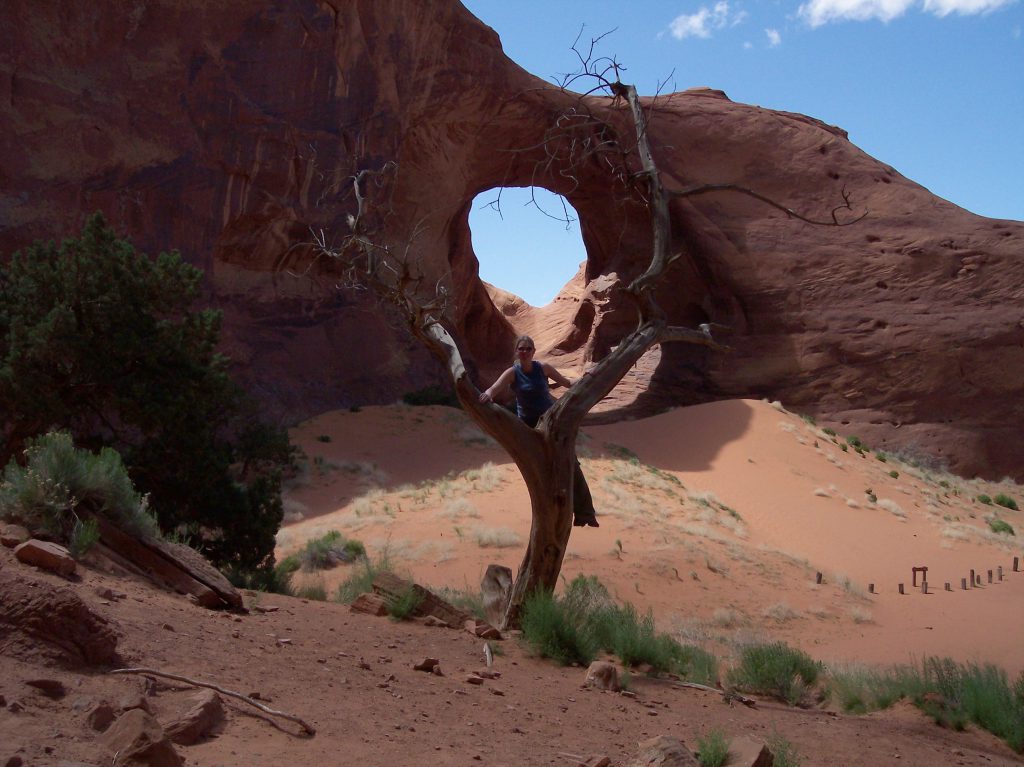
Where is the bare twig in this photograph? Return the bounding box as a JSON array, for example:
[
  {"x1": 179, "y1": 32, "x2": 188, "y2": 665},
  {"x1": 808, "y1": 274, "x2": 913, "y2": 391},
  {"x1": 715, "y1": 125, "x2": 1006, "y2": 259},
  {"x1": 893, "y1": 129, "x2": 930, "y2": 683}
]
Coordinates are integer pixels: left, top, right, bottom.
[
  {"x1": 673, "y1": 681, "x2": 757, "y2": 708},
  {"x1": 110, "y1": 667, "x2": 316, "y2": 735}
]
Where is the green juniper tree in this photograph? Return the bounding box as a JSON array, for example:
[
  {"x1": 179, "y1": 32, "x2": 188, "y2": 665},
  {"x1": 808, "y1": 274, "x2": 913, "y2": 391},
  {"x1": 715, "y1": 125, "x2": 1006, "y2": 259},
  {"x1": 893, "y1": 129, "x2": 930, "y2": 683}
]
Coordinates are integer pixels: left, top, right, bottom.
[{"x1": 0, "y1": 213, "x2": 293, "y2": 575}]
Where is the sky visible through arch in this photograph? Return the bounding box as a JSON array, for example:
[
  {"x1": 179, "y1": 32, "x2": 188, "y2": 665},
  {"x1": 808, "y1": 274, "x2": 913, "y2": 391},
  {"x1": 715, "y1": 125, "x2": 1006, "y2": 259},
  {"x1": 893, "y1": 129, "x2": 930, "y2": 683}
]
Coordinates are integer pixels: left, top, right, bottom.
[{"x1": 461, "y1": 0, "x2": 1023, "y2": 307}]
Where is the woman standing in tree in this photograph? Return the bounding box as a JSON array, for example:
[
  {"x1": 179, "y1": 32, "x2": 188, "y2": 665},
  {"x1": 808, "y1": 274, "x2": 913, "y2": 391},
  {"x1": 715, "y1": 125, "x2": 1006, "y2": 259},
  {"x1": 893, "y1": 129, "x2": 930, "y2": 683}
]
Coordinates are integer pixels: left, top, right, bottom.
[{"x1": 479, "y1": 335, "x2": 599, "y2": 527}]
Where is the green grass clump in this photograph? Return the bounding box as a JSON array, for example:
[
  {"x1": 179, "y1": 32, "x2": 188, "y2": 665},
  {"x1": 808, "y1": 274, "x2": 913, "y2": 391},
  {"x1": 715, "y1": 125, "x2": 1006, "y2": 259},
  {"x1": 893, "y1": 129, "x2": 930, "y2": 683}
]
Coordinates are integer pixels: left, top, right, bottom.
[
  {"x1": 993, "y1": 493, "x2": 1019, "y2": 511},
  {"x1": 294, "y1": 581, "x2": 328, "y2": 601},
  {"x1": 298, "y1": 530, "x2": 366, "y2": 571},
  {"x1": 68, "y1": 516, "x2": 101, "y2": 558},
  {"x1": 519, "y1": 575, "x2": 717, "y2": 682},
  {"x1": 0, "y1": 431, "x2": 159, "y2": 542},
  {"x1": 889, "y1": 470, "x2": 900, "y2": 479},
  {"x1": 976, "y1": 493, "x2": 993, "y2": 505},
  {"x1": 727, "y1": 642, "x2": 822, "y2": 705},
  {"x1": 767, "y1": 733, "x2": 802, "y2": 767},
  {"x1": 385, "y1": 584, "x2": 424, "y2": 621},
  {"x1": 335, "y1": 549, "x2": 395, "y2": 604},
  {"x1": 988, "y1": 518, "x2": 1015, "y2": 536},
  {"x1": 696, "y1": 729, "x2": 730, "y2": 767}
]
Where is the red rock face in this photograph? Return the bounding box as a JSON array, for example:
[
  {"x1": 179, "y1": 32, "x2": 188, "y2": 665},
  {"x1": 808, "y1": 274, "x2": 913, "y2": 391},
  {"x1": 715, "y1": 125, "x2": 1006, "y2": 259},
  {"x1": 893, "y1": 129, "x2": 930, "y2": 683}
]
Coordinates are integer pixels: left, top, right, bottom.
[{"x1": 2, "y1": 1, "x2": 1021, "y2": 478}]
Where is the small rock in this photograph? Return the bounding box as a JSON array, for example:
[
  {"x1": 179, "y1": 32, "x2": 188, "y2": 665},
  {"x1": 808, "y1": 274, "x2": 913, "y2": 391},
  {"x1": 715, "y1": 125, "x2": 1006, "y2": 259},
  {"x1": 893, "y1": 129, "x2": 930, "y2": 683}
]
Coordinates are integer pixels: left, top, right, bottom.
[
  {"x1": 87, "y1": 702, "x2": 117, "y2": 732},
  {"x1": 350, "y1": 593, "x2": 389, "y2": 616},
  {"x1": 728, "y1": 735, "x2": 773, "y2": 767},
  {"x1": 164, "y1": 690, "x2": 225, "y2": 745},
  {"x1": 1, "y1": 523, "x2": 30, "y2": 548},
  {"x1": 14, "y1": 539, "x2": 76, "y2": 576},
  {"x1": 465, "y1": 674, "x2": 485, "y2": 685},
  {"x1": 488, "y1": 688, "x2": 505, "y2": 696},
  {"x1": 26, "y1": 679, "x2": 66, "y2": 699},
  {"x1": 476, "y1": 669, "x2": 500, "y2": 679},
  {"x1": 581, "y1": 758, "x2": 612, "y2": 767},
  {"x1": 162, "y1": 623, "x2": 175, "y2": 632},
  {"x1": 5, "y1": 756, "x2": 25, "y2": 767},
  {"x1": 627, "y1": 735, "x2": 699, "y2": 767},
  {"x1": 119, "y1": 693, "x2": 152, "y2": 714},
  {"x1": 102, "y1": 709, "x2": 181, "y2": 767},
  {"x1": 584, "y1": 661, "x2": 620, "y2": 692},
  {"x1": 422, "y1": 615, "x2": 450, "y2": 628},
  {"x1": 252, "y1": 605, "x2": 279, "y2": 613},
  {"x1": 432, "y1": 665, "x2": 445, "y2": 677},
  {"x1": 277, "y1": 637, "x2": 292, "y2": 646},
  {"x1": 8, "y1": 700, "x2": 24, "y2": 712},
  {"x1": 413, "y1": 658, "x2": 440, "y2": 672}
]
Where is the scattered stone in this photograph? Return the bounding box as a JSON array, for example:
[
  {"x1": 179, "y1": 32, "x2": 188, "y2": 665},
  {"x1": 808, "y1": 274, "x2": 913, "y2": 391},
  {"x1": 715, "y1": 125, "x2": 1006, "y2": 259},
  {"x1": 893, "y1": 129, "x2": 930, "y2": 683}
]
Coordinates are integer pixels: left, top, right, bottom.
[
  {"x1": 252, "y1": 605, "x2": 279, "y2": 613},
  {"x1": 626, "y1": 735, "x2": 700, "y2": 767},
  {"x1": 14, "y1": 540, "x2": 76, "y2": 577},
  {"x1": 102, "y1": 709, "x2": 181, "y2": 767},
  {"x1": 422, "y1": 615, "x2": 450, "y2": 628},
  {"x1": 580, "y1": 757, "x2": 612, "y2": 767},
  {"x1": 119, "y1": 692, "x2": 152, "y2": 714},
  {"x1": 728, "y1": 735, "x2": 774, "y2": 767},
  {"x1": 94, "y1": 586, "x2": 125, "y2": 601},
  {"x1": 87, "y1": 702, "x2": 117, "y2": 732},
  {"x1": 25, "y1": 678, "x2": 66, "y2": 698},
  {"x1": 465, "y1": 674, "x2": 485, "y2": 685},
  {"x1": 476, "y1": 669, "x2": 500, "y2": 679},
  {"x1": 584, "y1": 661, "x2": 620, "y2": 692},
  {"x1": 350, "y1": 592, "x2": 389, "y2": 617},
  {"x1": 277, "y1": 637, "x2": 292, "y2": 646},
  {"x1": 1, "y1": 524, "x2": 30, "y2": 548},
  {"x1": 413, "y1": 658, "x2": 441, "y2": 672},
  {"x1": 162, "y1": 623, "x2": 175, "y2": 631},
  {"x1": 164, "y1": 690, "x2": 225, "y2": 745},
  {"x1": 463, "y1": 618, "x2": 502, "y2": 640},
  {"x1": 5, "y1": 756, "x2": 25, "y2": 767},
  {"x1": 8, "y1": 700, "x2": 24, "y2": 712},
  {"x1": 488, "y1": 688, "x2": 505, "y2": 696}
]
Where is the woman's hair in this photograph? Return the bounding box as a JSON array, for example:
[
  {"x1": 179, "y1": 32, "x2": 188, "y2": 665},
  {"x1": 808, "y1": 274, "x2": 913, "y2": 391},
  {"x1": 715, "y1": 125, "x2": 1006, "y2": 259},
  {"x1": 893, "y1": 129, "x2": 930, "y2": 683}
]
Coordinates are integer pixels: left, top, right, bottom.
[{"x1": 512, "y1": 335, "x2": 535, "y2": 364}]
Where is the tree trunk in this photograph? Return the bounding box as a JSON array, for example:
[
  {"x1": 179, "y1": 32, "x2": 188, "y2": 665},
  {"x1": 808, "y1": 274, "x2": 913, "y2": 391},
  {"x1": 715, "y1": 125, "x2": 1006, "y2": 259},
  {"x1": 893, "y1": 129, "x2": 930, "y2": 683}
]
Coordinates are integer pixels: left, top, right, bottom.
[{"x1": 501, "y1": 432, "x2": 576, "y2": 630}]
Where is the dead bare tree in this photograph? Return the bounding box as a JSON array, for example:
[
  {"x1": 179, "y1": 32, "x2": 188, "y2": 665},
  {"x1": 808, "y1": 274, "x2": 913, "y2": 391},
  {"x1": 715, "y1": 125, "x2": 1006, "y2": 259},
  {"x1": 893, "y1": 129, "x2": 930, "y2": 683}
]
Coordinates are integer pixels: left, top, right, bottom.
[{"x1": 308, "y1": 45, "x2": 862, "y2": 630}]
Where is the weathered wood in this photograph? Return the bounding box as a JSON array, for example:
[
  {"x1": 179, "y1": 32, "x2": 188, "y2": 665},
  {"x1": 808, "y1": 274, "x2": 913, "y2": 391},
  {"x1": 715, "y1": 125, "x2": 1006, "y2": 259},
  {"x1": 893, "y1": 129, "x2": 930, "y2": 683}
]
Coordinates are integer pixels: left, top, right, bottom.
[
  {"x1": 90, "y1": 515, "x2": 241, "y2": 609},
  {"x1": 371, "y1": 572, "x2": 474, "y2": 627}
]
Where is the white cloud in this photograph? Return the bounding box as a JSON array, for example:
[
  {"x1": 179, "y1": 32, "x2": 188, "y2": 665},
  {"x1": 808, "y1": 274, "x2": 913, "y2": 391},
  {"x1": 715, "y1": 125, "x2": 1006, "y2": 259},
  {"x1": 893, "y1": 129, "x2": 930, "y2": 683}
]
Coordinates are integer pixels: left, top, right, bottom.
[
  {"x1": 765, "y1": 27, "x2": 783, "y2": 45},
  {"x1": 669, "y1": 2, "x2": 745, "y2": 38},
  {"x1": 922, "y1": 0, "x2": 1015, "y2": 15},
  {"x1": 799, "y1": 0, "x2": 1016, "y2": 25}
]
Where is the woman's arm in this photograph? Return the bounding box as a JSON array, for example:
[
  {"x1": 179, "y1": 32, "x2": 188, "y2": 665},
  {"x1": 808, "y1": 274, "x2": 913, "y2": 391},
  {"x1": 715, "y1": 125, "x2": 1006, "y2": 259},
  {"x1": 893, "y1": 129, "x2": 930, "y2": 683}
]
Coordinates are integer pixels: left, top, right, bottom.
[
  {"x1": 542, "y1": 363, "x2": 573, "y2": 389},
  {"x1": 479, "y1": 366, "x2": 516, "y2": 403}
]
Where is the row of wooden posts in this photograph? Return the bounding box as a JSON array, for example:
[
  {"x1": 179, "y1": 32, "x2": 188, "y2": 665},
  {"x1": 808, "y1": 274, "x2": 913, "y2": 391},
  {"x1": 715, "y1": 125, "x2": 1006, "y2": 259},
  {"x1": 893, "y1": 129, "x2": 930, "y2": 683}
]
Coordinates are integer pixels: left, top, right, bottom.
[{"x1": 814, "y1": 555, "x2": 1021, "y2": 595}]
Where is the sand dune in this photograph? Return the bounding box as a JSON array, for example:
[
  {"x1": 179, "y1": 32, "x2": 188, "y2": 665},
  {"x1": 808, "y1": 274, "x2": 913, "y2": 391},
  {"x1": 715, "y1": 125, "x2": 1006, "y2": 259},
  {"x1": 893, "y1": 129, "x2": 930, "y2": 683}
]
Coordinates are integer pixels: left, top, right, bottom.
[{"x1": 278, "y1": 399, "x2": 1024, "y2": 675}]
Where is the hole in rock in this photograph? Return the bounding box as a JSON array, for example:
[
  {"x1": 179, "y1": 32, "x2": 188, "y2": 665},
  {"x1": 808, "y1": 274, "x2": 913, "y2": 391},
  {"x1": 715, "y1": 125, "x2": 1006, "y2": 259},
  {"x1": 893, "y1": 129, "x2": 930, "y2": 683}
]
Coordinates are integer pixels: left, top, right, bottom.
[{"x1": 468, "y1": 187, "x2": 587, "y2": 308}]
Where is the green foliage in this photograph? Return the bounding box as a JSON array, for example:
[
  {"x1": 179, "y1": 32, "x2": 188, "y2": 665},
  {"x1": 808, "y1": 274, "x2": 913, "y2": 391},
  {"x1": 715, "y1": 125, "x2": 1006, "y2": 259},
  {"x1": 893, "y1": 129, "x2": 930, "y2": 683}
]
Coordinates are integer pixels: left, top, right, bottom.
[
  {"x1": 0, "y1": 431, "x2": 158, "y2": 541},
  {"x1": 696, "y1": 730, "x2": 730, "y2": 767},
  {"x1": 385, "y1": 584, "x2": 424, "y2": 621},
  {"x1": 0, "y1": 214, "x2": 295, "y2": 574},
  {"x1": 993, "y1": 493, "x2": 1019, "y2": 511},
  {"x1": 889, "y1": 470, "x2": 900, "y2": 479},
  {"x1": 294, "y1": 581, "x2": 328, "y2": 601},
  {"x1": 846, "y1": 436, "x2": 864, "y2": 449},
  {"x1": 298, "y1": 530, "x2": 366, "y2": 571},
  {"x1": 401, "y1": 385, "x2": 459, "y2": 407},
  {"x1": 519, "y1": 575, "x2": 717, "y2": 682},
  {"x1": 432, "y1": 586, "x2": 487, "y2": 620},
  {"x1": 826, "y1": 659, "x2": 1024, "y2": 752},
  {"x1": 69, "y1": 515, "x2": 101, "y2": 558},
  {"x1": 976, "y1": 494, "x2": 993, "y2": 505},
  {"x1": 766, "y1": 733, "x2": 802, "y2": 767},
  {"x1": 988, "y1": 518, "x2": 1015, "y2": 536},
  {"x1": 822, "y1": 427, "x2": 836, "y2": 436},
  {"x1": 874, "y1": 451, "x2": 887, "y2": 462},
  {"x1": 335, "y1": 549, "x2": 395, "y2": 604},
  {"x1": 727, "y1": 642, "x2": 821, "y2": 705}
]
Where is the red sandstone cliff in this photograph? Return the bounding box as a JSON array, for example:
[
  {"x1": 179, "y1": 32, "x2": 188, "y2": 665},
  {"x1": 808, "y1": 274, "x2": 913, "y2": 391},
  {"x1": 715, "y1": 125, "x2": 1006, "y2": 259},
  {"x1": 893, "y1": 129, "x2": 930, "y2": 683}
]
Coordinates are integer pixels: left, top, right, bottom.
[{"x1": 2, "y1": 1, "x2": 1022, "y2": 478}]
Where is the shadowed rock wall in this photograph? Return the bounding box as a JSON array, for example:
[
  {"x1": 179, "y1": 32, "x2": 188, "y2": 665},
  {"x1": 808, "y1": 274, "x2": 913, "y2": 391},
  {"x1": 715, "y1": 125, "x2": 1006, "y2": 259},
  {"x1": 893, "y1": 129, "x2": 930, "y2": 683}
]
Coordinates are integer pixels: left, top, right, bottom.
[{"x1": 2, "y1": 0, "x2": 1022, "y2": 478}]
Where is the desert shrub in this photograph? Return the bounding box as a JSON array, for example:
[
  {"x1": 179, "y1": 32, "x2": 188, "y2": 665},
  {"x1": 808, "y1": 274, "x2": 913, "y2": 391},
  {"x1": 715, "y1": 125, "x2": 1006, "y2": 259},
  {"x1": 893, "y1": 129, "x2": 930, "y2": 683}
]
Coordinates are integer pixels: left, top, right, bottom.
[
  {"x1": 298, "y1": 530, "x2": 366, "y2": 570},
  {"x1": 767, "y1": 733, "x2": 802, "y2": 767},
  {"x1": 988, "y1": 518, "x2": 1015, "y2": 536},
  {"x1": 727, "y1": 642, "x2": 821, "y2": 705},
  {"x1": 976, "y1": 494, "x2": 993, "y2": 505},
  {"x1": 889, "y1": 470, "x2": 899, "y2": 479},
  {"x1": 401, "y1": 385, "x2": 459, "y2": 407},
  {"x1": 0, "y1": 214, "x2": 295, "y2": 576},
  {"x1": 68, "y1": 516, "x2": 101, "y2": 558},
  {"x1": 385, "y1": 584, "x2": 424, "y2": 621},
  {"x1": 334, "y1": 549, "x2": 395, "y2": 604},
  {"x1": 696, "y1": 730, "x2": 730, "y2": 767},
  {"x1": 520, "y1": 588, "x2": 599, "y2": 666},
  {"x1": 994, "y1": 493, "x2": 1019, "y2": 511},
  {"x1": 0, "y1": 431, "x2": 158, "y2": 541},
  {"x1": 294, "y1": 581, "x2": 328, "y2": 601}
]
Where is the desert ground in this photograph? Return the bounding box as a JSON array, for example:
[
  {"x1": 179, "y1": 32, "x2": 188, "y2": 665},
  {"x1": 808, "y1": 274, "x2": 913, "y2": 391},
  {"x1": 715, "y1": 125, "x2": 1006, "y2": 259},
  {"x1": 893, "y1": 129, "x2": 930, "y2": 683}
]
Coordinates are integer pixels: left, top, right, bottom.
[{"x1": 2, "y1": 398, "x2": 1022, "y2": 767}]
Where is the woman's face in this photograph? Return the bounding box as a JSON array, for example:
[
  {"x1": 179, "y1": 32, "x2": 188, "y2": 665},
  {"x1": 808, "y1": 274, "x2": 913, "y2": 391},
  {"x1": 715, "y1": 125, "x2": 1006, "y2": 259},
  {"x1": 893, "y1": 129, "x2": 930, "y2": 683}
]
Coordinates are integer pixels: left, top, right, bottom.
[{"x1": 516, "y1": 342, "x2": 535, "y2": 362}]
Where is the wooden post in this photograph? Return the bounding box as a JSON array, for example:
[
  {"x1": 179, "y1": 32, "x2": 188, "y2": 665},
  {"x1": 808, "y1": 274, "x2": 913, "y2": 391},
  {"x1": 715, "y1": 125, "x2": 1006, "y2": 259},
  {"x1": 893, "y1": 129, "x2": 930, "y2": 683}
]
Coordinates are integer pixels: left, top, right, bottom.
[
  {"x1": 815, "y1": 572, "x2": 823, "y2": 584},
  {"x1": 868, "y1": 583, "x2": 875, "y2": 594},
  {"x1": 1015, "y1": 556, "x2": 1020, "y2": 572},
  {"x1": 970, "y1": 569, "x2": 975, "y2": 587},
  {"x1": 976, "y1": 574, "x2": 982, "y2": 586},
  {"x1": 898, "y1": 583, "x2": 904, "y2": 595},
  {"x1": 998, "y1": 566, "x2": 1003, "y2": 581},
  {"x1": 961, "y1": 578, "x2": 968, "y2": 590},
  {"x1": 944, "y1": 582, "x2": 951, "y2": 592},
  {"x1": 921, "y1": 581, "x2": 927, "y2": 594},
  {"x1": 988, "y1": 570, "x2": 993, "y2": 583}
]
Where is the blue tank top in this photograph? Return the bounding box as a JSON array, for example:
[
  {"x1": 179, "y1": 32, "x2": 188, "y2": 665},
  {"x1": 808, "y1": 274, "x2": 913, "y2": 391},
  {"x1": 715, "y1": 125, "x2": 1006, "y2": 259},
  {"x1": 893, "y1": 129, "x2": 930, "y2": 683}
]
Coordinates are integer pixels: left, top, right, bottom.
[{"x1": 512, "y1": 361, "x2": 553, "y2": 427}]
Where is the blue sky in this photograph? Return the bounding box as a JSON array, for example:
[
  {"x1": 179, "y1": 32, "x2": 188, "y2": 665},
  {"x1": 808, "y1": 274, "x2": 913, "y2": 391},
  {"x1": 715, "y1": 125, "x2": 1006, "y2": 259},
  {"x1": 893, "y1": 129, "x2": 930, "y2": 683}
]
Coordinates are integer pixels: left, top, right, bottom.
[{"x1": 460, "y1": 0, "x2": 1023, "y2": 305}]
